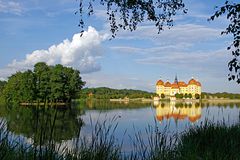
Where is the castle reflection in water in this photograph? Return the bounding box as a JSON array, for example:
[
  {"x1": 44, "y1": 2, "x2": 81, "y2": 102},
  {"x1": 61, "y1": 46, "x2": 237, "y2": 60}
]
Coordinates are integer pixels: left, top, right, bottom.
[{"x1": 154, "y1": 101, "x2": 201, "y2": 123}]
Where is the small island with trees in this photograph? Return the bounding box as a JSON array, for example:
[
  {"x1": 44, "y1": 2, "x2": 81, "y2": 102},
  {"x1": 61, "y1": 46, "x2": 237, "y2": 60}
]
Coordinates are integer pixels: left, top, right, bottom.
[{"x1": 0, "y1": 62, "x2": 85, "y2": 105}]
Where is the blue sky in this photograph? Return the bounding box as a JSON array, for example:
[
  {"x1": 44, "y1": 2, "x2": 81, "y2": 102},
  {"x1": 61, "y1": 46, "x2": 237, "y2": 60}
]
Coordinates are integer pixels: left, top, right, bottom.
[{"x1": 0, "y1": 0, "x2": 239, "y2": 93}]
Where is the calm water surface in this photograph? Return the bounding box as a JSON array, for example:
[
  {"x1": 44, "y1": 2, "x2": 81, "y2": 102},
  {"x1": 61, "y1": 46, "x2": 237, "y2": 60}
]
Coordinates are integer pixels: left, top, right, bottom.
[{"x1": 0, "y1": 100, "x2": 240, "y2": 151}]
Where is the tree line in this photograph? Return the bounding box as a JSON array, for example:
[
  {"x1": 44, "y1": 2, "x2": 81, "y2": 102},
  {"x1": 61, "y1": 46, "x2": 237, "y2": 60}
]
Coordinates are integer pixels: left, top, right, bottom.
[
  {"x1": 79, "y1": 87, "x2": 156, "y2": 99},
  {"x1": 1, "y1": 62, "x2": 85, "y2": 104},
  {"x1": 201, "y1": 92, "x2": 240, "y2": 99}
]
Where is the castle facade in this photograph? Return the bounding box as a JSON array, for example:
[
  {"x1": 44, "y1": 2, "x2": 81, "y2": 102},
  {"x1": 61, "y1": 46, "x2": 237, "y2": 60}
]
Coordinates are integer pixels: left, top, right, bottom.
[{"x1": 156, "y1": 76, "x2": 201, "y2": 98}]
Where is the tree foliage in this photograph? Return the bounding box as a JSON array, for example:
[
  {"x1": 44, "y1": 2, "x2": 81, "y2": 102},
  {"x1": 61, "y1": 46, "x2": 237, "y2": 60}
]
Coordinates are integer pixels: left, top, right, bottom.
[
  {"x1": 2, "y1": 62, "x2": 85, "y2": 104},
  {"x1": 175, "y1": 93, "x2": 183, "y2": 99},
  {"x1": 161, "y1": 93, "x2": 165, "y2": 99},
  {"x1": 79, "y1": 87, "x2": 154, "y2": 99},
  {"x1": 201, "y1": 92, "x2": 240, "y2": 99},
  {"x1": 184, "y1": 93, "x2": 188, "y2": 99},
  {"x1": 195, "y1": 93, "x2": 200, "y2": 99},
  {"x1": 0, "y1": 80, "x2": 7, "y2": 95},
  {"x1": 209, "y1": 1, "x2": 240, "y2": 83},
  {"x1": 77, "y1": 0, "x2": 187, "y2": 38},
  {"x1": 188, "y1": 93, "x2": 192, "y2": 99}
]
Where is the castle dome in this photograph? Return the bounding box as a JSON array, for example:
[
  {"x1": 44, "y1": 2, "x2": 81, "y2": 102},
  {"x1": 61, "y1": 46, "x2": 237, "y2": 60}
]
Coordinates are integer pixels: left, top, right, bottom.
[
  {"x1": 196, "y1": 81, "x2": 201, "y2": 86},
  {"x1": 188, "y1": 78, "x2": 198, "y2": 85},
  {"x1": 156, "y1": 79, "x2": 164, "y2": 86}
]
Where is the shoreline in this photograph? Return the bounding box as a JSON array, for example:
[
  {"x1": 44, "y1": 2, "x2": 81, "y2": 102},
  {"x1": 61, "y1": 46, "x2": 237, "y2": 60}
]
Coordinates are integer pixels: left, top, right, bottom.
[
  {"x1": 201, "y1": 99, "x2": 240, "y2": 103},
  {"x1": 109, "y1": 98, "x2": 240, "y2": 103},
  {"x1": 20, "y1": 102, "x2": 68, "y2": 106},
  {"x1": 109, "y1": 98, "x2": 153, "y2": 102}
]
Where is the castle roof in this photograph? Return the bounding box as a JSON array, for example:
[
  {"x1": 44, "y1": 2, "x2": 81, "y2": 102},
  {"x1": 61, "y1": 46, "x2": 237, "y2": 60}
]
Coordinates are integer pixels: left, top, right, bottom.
[
  {"x1": 164, "y1": 81, "x2": 171, "y2": 87},
  {"x1": 178, "y1": 81, "x2": 187, "y2": 87},
  {"x1": 188, "y1": 78, "x2": 198, "y2": 85},
  {"x1": 196, "y1": 81, "x2": 201, "y2": 86},
  {"x1": 156, "y1": 79, "x2": 164, "y2": 86},
  {"x1": 155, "y1": 77, "x2": 201, "y2": 87},
  {"x1": 171, "y1": 82, "x2": 179, "y2": 89},
  {"x1": 188, "y1": 78, "x2": 201, "y2": 86}
]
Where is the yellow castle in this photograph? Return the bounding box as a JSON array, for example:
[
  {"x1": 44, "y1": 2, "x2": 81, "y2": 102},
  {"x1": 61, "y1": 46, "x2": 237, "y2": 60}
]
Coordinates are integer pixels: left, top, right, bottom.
[{"x1": 156, "y1": 76, "x2": 201, "y2": 98}]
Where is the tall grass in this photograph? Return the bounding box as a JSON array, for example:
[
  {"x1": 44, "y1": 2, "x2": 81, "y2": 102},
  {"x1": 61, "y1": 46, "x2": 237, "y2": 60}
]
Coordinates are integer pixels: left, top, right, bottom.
[
  {"x1": 69, "y1": 116, "x2": 123, "y2": 160},
  {"x1": 129, "y1": 124, "x2": 177, "y2": 160},
  {"x1": 176, "y1": 121, "x2": 240, "y2": 160}
]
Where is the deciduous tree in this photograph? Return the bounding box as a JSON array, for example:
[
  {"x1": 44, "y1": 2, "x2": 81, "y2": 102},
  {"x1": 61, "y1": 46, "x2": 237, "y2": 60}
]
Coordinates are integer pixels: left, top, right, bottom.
[
  {"x1": 2, "y1": 63, "x2": 85, "y2": 104},
  {"x1": 209, "y1": 1, "x2": 240, "y2": 84}
]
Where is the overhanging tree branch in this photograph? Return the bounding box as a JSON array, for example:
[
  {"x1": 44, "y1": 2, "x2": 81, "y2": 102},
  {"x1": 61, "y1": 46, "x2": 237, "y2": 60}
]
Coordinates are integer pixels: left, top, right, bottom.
[
  {"x1": 76, "y1": 0, "x2": 187, "y2": 38},
  {"x1": 209, "y1": 1, "x2": 240, "y2": 84}
]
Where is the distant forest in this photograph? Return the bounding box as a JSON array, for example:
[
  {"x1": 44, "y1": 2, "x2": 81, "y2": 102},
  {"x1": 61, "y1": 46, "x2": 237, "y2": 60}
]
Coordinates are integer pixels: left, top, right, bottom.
[
  {"x1": 79, "y1": 87, "x2": 156, "y2": 99},
  {"x1": 201, "y1": 92, "x2": 240, "y2": 99}
]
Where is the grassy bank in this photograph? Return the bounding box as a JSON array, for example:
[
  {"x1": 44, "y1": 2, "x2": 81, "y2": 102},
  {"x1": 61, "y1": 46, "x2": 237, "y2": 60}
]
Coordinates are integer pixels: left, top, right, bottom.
[{"x1": 1, "y1": 119, "x2": 240, "y2": 160}]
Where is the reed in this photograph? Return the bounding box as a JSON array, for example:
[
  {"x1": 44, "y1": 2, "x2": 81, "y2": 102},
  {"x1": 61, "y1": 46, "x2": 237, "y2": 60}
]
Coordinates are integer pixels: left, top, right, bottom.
[{"x1": 175, "y1": 121, "x2": 240, "y2": 160}]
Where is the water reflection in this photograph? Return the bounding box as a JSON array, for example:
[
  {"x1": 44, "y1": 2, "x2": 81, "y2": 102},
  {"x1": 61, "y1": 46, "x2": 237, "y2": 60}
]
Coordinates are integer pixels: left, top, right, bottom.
[
  {"x1": 80, "y1": 99, "x2": 152, "y2": 110},
  {"x1": 154, "y1": 101, "x2": 201, "y2": 123},
  {"x1": 0, "y1": 100, "x2": 240, "y2": 150},
  {"x1": 0, "y1": 105, "x2": 84, "y2": 144}
]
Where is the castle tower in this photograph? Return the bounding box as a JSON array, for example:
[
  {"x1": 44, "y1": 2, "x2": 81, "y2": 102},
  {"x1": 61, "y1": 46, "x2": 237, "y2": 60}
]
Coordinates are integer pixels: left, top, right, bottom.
[{"x1": 174, "y1": 74, "x2": 178, "y2": 84}]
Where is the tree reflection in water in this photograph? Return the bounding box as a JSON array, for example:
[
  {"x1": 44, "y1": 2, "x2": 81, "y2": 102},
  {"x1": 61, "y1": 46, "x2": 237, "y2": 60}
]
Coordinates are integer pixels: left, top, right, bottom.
[{"x1": 0, "y1": 105, "x2": 84, "y2": 145}]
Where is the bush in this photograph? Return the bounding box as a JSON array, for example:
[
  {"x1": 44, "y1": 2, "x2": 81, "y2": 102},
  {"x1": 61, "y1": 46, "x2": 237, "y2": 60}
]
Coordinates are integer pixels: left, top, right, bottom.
[
  {"x1": 188, "y1": 93, "x2": 192, "y2": 99},
  {"x1": 195, "y1": 93, "x2": 200, "y2": 99},
  {"x1": 184, "y1": 93, "x2": 188, "y2": 99},
  {"x1": 161, "y1": 93, "x2": 165, "y2": 99},
  {"x1": 175, "y1": 93, "x2": 183, "y2": 99}
]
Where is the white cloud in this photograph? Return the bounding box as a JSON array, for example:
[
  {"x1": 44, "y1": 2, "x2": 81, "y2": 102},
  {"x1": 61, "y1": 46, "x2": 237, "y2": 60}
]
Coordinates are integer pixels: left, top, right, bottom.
[
  {"x1": 116, "y1": 24, "x2": 222, "y2": 43},
  {"x1": 110, "y1": 43, "x2": 193, "y2": 55},
  {"x1": 0, "y1": 26, "x2": 108, "y2": 79},
  {"x1": 0, "y1": 0, "x2": 23, "y2": 15}
]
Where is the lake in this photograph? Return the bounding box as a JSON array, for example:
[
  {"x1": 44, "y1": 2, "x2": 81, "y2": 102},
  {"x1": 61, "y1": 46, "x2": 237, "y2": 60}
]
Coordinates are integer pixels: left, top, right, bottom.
[{"x1": 0, "y1": 100, "x2": 240, "y2": 152}]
